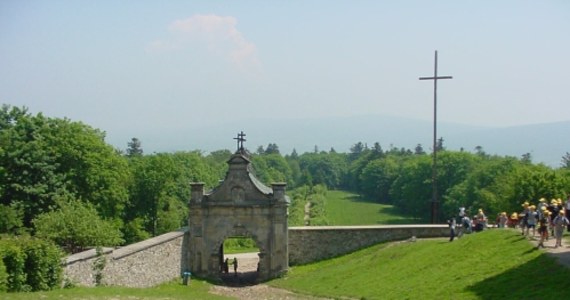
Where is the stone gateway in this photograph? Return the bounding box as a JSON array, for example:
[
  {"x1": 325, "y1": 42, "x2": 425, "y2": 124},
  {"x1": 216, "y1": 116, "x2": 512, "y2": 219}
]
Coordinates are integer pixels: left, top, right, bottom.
[
  {"x1": 187, "y1": 148, "x2": 290, "y2": 282},
  {"x1": 62, "y1": 135, "x2": 449, "y2": 287}
]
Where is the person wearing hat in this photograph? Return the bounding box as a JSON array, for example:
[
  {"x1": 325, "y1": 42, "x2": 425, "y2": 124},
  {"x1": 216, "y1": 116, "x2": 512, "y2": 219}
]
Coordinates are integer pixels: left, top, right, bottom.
[
  {"x1": 537, "y1": 198, "x2": 547, "y2": 220},
  {"x1": 476, "y1": 209, "x2": 487, "y2": 231},
  {"x1": 526, "y1": 205, "x2": 538, "y2": 237},
  {"x1": 565, "y1": 194, "x2": 570, "y2": 232},
  {"x1": 537, "y1": 210, "x2": 550, "y2": 248},
  {"x1": 520, "y1": 202, "x2": 530, "y2": 235},
  {"x1": 497, "y1": 212, "x2": 508, "y2": 228},
  {"x1": 552, "y1": 211, "x2": 570, "y2": 248},
  {"x1": 548, "y1": 199, "x2": 560, "y2": 236},
  {"x1": 508, "y1": 212, "x2": 518, "y2": 228}
]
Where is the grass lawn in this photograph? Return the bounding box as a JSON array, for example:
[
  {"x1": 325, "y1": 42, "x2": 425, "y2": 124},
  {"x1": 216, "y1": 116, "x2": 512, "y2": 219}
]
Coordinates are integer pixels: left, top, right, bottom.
[
  {"x1": 325, "y1": 190, "x2": 420, "y2": 225},
  {"x1": 223, "y1": 237, "x2": 259, "y2": 254},
  {"x1": 1, "y1": 279, "x2": 231, "y2": 300},
  {"x1": 269, "y1": 229, "x2": 570, "y2": 300}
]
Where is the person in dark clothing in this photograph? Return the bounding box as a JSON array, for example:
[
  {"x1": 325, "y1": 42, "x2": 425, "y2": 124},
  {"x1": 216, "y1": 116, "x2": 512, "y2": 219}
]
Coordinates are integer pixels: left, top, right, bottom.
[
  {"x1": 447, "y1": 216, "x2": 457, "y2": 242},
  {"x1": 224, "y1": 258, "x2": 229, "y2": 274}
]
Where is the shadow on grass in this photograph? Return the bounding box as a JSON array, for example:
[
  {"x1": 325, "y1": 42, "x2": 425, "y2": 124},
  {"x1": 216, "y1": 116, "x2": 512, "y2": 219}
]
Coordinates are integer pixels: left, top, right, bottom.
[
  {"x1": 195, "y1": 271, "x2": 261, "y2": 287},
  {"x1": 345, "y1": 194, "x2": 377, "y2": 204},
  {"x1": 343, "y1": 193, "x2": 424, "y2": 224},
  {"x1": 377, "y1": 206, "x2": 423, "y2": 224},
  {"x1": 549, "y1": 249, "x2": 570, "y2": 267},
  {"x1": 466, "y1": 253, "x2": 570, "y2": 299},
  {"x1": 504, "y1": 234, "x2": 526, "y2": 242}
]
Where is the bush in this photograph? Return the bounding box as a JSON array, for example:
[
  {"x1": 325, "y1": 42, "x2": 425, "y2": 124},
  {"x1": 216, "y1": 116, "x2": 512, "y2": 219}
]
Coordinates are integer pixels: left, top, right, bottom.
[
  {"x1": 0, "y1": 237, "x2": 62, "y2": 292},
  {"x1": 22, "y1": 238, "x2": 63, "y2": 291},
  {"x1": 33, "y1": 198, "x2": 124, "y2": 253},
  {"x1": 0, "y1": 248, "x2": 9, "y2": 292},
  {"x1": 0, "y1": 240, "x2": 26, "y2": 292}
]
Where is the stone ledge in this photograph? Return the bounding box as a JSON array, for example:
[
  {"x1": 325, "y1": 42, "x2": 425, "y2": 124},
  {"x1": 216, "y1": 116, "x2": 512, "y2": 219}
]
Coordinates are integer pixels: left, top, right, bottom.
[
  {"x1": 289, "y1": 225, "x2": 447, "y2": 230},
  {"x1": 64, "y1": 247, "x2": 113, "y2": 265},
  {"x1": 112, "y1": 228, "x2": 187, "y2": 260}
]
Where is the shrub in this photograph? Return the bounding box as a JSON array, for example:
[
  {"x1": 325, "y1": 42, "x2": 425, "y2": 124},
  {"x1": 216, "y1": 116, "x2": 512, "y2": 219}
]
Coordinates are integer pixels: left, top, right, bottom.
[
  {"x1": 92, "y1": 246, "x2": 106, "y2": 286},
  {"x1": 33, "y1": 198, "x2": 124, "y2": 253},
  {"x1": 22, "y1": 238, "x2": 63, "y2": 291},
  {"x1": 0, "y1": 237, "x2": 62, "y2": 292},
  {"x1": 0, "y1": 250, "x2": 8, "y2": 292},
  {"x1": 0, "y1": 239, "x2": 27, "y2": 292}
]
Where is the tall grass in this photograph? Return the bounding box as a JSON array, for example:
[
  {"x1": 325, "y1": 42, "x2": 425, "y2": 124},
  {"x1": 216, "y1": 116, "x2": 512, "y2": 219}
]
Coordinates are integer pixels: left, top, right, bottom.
[{"x1": 270, "y1": 229, "x2": 570, "y2": 299}]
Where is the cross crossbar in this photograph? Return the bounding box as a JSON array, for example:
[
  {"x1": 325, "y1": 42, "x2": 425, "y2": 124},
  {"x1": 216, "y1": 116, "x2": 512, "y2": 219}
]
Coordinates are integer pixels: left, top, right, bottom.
[
  {"x1": 233, "y1": 131, "x2": 247, "y2": 151},
  {"x1": 419, "y1": 76, "x2": 453, "y2": 80}
]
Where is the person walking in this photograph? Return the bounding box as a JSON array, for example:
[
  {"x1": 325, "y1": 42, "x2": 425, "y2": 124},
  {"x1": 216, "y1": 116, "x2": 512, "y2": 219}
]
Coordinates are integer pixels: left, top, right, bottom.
[
  {"x1": 526, "y1": 205, "x2": 538, "y2": 237},
  {"x1": 447, "y1": 216, "x2": 457, "y2": 242},
  {"x1": 552, "y1": 211, "x2": 570, "y2": 248},
  {"x1": 233, "y1": 257, "x2": 238, "y2": 276},
  {"x1": 520, "y1": 202, "x2": 529, "y2": 235},
  {"x1": 537, "y1": 210, "x2": 550, "y2": 248},
  {"x1": 565, "y1": 195, "x2": 570, "y2": 232}
]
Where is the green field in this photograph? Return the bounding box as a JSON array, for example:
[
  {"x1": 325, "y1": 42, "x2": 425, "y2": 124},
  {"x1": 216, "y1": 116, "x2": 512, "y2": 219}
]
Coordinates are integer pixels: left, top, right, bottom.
[
  {"x1": 5, "y1": 230, "x2": 570, "y2": 300},
  {"x1": 223, "y1": 237, "x2": 259, "y2": 254},
  {"x1": 1, "y1": 279, "x2": 230, "y2": 300},
  {"x1": 9, "y1": 230, "x2": 569, "y2": 300},
  {"x1": 325, "y1": 190, "x2": 420, "y2": 225},
  {"x1": 270, "y1": 229, "x2": 570, "y2": 299},
  {"x1": 4, "y1": 190, "x2": 570, "y2": 299}
]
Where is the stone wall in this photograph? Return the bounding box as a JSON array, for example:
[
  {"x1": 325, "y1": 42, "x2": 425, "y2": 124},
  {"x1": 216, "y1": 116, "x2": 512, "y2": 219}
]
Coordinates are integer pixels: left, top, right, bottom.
[
  {"x1": 63, "y1": 225, "x2": 448, "y2": 287},
  {"x1": 288, "y1": 225, "x2": 449, "y2": 265},
  {"x1": 63, "y1": 229, "x2": 188, "y2": 288}
]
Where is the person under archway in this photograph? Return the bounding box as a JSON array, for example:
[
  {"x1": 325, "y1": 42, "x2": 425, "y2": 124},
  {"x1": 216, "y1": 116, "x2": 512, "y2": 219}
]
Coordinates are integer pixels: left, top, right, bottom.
[{"x1": 224, "y1": 258, "x2": 229, "y2": 274}]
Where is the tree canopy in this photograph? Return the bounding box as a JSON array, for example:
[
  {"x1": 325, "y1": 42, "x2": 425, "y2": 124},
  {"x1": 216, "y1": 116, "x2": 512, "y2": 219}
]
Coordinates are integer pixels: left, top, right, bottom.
[{"x1": 1, "y1": 104, "x2": 570, "y2": 249}]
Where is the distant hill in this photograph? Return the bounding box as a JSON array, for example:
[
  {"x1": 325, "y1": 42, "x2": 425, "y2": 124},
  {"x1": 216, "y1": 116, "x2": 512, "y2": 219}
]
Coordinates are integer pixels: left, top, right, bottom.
[{"x1": 105, "y1": 115, "x2": 570, "y2": 168}]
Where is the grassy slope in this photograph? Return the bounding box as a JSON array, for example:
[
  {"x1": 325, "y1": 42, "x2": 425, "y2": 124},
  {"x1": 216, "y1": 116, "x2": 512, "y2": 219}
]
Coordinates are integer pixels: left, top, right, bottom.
[
  {"x1": 325, "y1": 190, "x2": 419, "y2": 225},
  {"x1": 1, "y1": 280, "x2": 231, "y2": 300},
  {"x1": 270, "y1": 229, "x2": 570, "y2": 300},
  {"x1": 6, "y1": 191, "x2": 570, "y2": 299}
]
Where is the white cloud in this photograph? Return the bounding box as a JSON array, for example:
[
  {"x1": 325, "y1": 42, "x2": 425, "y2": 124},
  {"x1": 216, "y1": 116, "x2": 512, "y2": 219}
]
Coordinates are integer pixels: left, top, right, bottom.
[{"x1": 148, "y1": 14, "x2": 260, "y2": 69}]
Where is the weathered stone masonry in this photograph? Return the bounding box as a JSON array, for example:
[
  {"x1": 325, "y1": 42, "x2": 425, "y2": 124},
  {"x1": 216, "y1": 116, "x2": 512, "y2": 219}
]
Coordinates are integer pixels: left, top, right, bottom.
[
  {"x1": 187, "y1": 151, "x2": 290, "y2": 282},
  {"x1": 288, "y1": 225, "x2": 449, "y2": 265},
  {"x1": 63, "y1": 225, "x2": 447, "y2": 287},
  {"x1": 64, "y1": 229, "x2": 187, "y2": 288}
]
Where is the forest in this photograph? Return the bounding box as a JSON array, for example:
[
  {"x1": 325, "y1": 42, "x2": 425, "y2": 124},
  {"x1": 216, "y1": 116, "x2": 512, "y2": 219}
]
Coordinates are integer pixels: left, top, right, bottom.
[{"x1": 2, "y1": 104, "x2": 570, "y2": 253}]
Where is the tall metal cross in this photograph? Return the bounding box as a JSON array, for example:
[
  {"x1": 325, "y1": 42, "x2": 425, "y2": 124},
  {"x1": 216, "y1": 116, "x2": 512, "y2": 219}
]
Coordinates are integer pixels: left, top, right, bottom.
[
  {"x1": 234, "y1": 131, "x2": 247, "y2": 151},
  {"x1": 419, "y1": 50, "x2": 453, "y2": 224}
]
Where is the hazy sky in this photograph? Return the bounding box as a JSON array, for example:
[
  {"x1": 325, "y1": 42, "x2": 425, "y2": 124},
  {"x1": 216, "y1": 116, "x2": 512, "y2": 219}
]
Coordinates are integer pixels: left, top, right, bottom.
[{"x1": 1, "y1": 1, "x2": 569, "y2": 151}]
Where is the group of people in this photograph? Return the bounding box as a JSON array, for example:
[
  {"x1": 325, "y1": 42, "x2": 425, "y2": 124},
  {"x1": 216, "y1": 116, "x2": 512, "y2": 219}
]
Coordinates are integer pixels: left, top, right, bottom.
[
  {"x1": 447, "y1": 207, "x2": 488, "y2": 241},
  {"x1": 221, "y1": 257, "x2": 238, "y2": 276},
  {"x1": 513, "y1": 197, "x2": 570, "y2": 248},
  {"x1": 447, "y1": 195, "x2": 570, "y2": 246}
]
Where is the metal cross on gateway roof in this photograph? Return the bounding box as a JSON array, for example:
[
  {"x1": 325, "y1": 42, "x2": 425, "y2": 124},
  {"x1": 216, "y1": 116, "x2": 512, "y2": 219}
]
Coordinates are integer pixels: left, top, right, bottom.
[{"x1": 234, "y1": 131, "x2": 246, "y2": 151}]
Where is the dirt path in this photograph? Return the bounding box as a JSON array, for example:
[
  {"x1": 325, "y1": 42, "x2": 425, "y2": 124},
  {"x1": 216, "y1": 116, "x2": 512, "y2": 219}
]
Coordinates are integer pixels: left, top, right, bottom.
[
  {"x1": 210, "y1": 252, "x2": 334, "y2": 300},
  {"x1": 209, "y1": 284, "x2": 332, "y2": 300},
  {"x1": 525, "y1": 231, "x2": 570, "y2": 268}
]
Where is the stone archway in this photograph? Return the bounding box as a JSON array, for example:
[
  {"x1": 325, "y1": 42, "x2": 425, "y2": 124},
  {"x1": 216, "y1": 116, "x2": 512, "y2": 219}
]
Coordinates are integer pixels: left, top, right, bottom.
[
  {"x1": 186, "y1": 148, "x2": 289, "y2": 283},
  {"x1": 214, "y1": 227, "x2": 263, "y2": 283}
]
